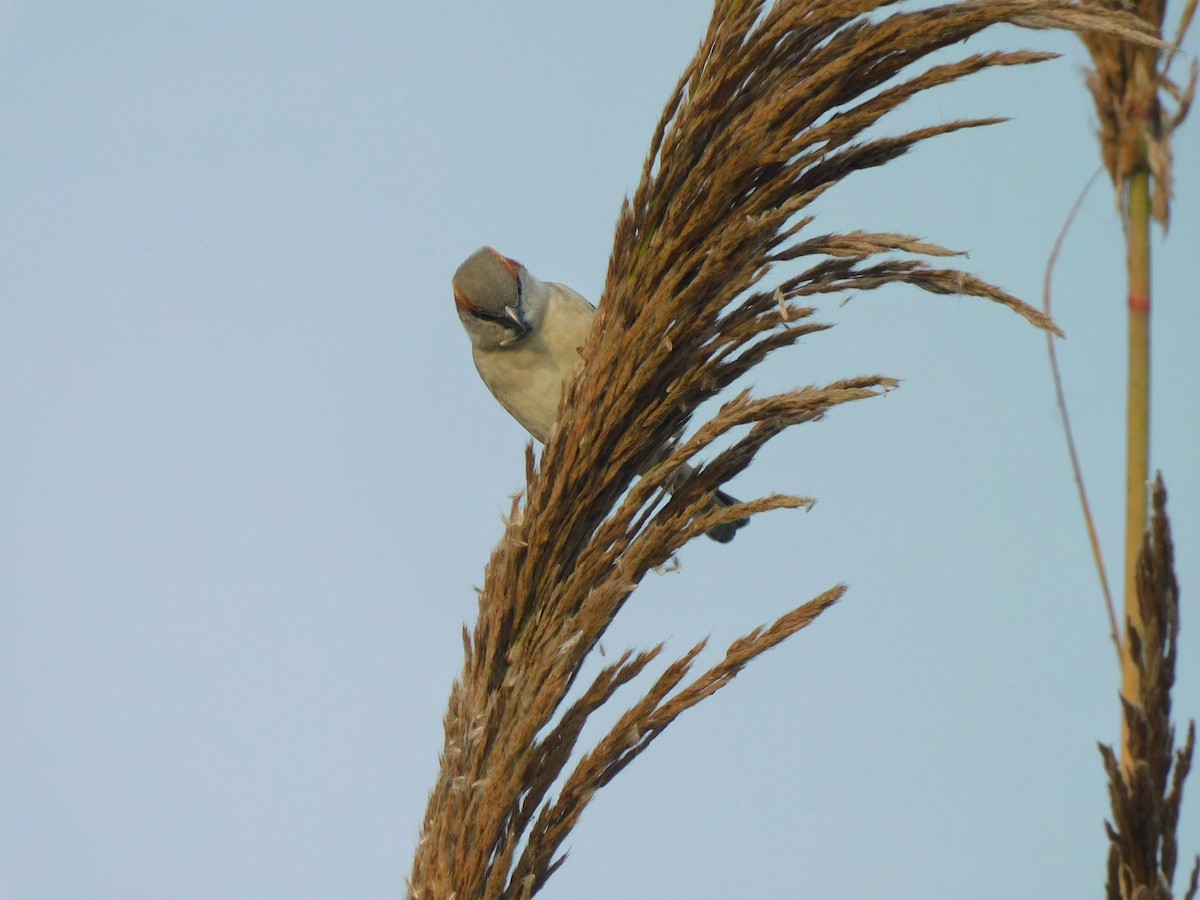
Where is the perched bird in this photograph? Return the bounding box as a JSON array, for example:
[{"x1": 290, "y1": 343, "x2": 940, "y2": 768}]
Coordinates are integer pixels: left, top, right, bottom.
[{"x1": 452, "y1": 246, "x2": 747, "y2": 542}]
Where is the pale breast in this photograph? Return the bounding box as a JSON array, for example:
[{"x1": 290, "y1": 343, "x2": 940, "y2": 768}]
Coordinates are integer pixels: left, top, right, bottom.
[
  {"x1": 473, "y1": 284, "x2": 595, "y2": 444},
  {"x1": 474, "y1": 337, "x2": 562, "y2": 441}
]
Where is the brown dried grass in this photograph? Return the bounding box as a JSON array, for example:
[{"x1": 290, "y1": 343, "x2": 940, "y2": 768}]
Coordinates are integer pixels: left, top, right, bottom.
[
  {"x1": 410, "y1": 2, "x2": 1160, "y2": 897},
  {"x1": 1102, "y1": 476, "x2": 1199, "y2": 900},
  {"x1": 1081, "y1": 0, "x2": 1197, "y2": 223}
]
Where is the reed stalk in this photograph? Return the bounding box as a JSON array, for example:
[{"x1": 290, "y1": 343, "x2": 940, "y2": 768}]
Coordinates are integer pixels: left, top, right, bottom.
[
  {"x1": 1076, "y1": 1, "x2": 1196, "y2": 895},
  {"x1": 1079, "y1": 1, "x2": 1195, "y2": 758}
]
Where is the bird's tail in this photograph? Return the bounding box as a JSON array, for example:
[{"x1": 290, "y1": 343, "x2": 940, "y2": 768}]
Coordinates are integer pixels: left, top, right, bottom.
[
  {"x1": 656, "y1": 460, "x2": 748, "y2": 543},
  {"x1": 705, "y1": 489, "x2": 748, "y2": 543}
]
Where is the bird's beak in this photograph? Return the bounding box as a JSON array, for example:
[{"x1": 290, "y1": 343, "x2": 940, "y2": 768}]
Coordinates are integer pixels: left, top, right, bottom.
[
  {"x1": 499, "y1": 304, "x2": 530, "y2": 345},
  {"x1": 503, "y1": 304, "x2": 527, "y2": 332}
]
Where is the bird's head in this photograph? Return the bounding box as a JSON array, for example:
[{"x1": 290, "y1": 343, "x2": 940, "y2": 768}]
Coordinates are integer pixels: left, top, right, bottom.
[{"x1": 452, "y1": 247, "x2": 548, "y2": 350}]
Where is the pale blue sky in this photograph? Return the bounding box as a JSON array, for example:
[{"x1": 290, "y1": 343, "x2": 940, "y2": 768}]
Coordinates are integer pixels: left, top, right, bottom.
[{"x1": 2, "y1": 3, "x2": 1198, "y2": 898}]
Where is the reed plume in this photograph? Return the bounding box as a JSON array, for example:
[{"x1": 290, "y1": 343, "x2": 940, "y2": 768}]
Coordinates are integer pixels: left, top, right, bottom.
[
  {"x1": 410, "y1": 2, "x2": 1159, "y2": 897},
  {"x1": 1081, "y1": 0, "x2": 1196, "y2": 226},
  {"x1": 1101, "y1": 476, "x2": 1199, "y2": 900}
]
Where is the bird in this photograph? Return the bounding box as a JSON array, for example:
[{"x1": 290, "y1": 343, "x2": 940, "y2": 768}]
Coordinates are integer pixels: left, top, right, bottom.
[{"x1": 452, "y1": 246, "x2": 747, "y2": 542}]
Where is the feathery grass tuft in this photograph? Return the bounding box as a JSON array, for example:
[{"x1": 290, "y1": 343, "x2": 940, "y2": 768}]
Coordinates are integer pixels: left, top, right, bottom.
[
  {"x1": 1101, "y1": 476, "x2": 1198, "y2": 900},
  {"x1": 411, "y1": 3, "x2": 1161, "y2": 897},
  {"x1": 1081, "y1": 0, "x2": 1196, "y2": 224}
]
